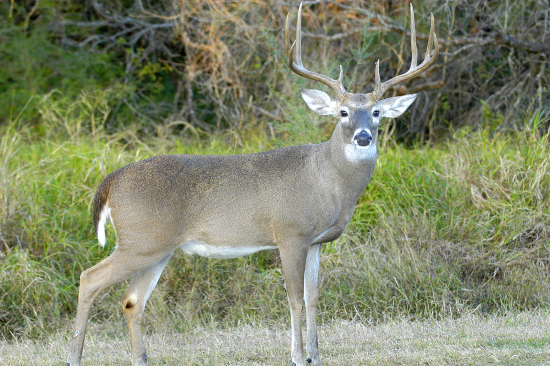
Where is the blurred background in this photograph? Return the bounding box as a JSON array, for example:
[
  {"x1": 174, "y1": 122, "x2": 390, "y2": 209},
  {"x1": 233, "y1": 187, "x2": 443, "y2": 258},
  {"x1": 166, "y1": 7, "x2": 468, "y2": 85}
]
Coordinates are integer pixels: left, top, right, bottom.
[{"x1": 1, "y1": 0, "x2": 548, "y2": 141}]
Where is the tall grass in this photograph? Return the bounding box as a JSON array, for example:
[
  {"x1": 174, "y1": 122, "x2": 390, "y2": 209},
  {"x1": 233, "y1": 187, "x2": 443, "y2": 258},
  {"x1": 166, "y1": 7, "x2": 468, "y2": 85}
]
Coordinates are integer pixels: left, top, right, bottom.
[{"x1": 0, "y1": 91, "x2": 549, "y2": 339}]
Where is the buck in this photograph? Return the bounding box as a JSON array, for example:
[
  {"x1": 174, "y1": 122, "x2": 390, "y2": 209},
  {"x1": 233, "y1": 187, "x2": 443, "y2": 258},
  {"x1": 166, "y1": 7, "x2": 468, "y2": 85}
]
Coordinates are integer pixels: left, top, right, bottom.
[{"x1": 67, "y1": 3, "x2": 438, "y2": 366}]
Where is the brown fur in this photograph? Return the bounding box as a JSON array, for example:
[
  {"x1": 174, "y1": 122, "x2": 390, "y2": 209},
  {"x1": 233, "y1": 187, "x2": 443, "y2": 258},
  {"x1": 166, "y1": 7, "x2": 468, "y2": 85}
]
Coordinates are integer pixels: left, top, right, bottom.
[
  {"x1": 68, "y1": 4, "x2": 437, "y2": 365},
  {"x1": 92, "y1": 169, "x2": 120, "y2": 236}
]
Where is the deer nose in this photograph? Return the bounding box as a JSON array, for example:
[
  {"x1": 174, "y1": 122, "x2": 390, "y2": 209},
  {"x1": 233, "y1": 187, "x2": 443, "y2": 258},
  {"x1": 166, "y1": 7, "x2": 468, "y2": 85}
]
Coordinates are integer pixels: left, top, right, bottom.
[{"x1": 354, "y1": 130, "x2": 373, "y2": 147}]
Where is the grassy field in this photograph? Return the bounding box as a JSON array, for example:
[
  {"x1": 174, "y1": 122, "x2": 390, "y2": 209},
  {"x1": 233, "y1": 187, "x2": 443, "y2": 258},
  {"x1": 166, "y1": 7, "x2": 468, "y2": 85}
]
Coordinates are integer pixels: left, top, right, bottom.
[
  {"x1": 1, "y1": 104, "x2": 549, "y2": 340},
  {"x1": 1, "y1": 1, "x2": 549, "y2": 364},
  {"x1": 0, "y1": 82, "x2": 549, "y2": 366},
  {"x1": 1, "y1": 310, "x2": 549, "y2": 365}
]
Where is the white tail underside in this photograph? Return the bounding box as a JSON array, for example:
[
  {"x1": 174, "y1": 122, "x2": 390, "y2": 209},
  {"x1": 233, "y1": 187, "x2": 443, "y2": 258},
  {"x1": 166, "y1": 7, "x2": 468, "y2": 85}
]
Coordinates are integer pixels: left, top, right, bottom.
[{"x1": 97, "y1": 203, "x2": 111, "y2": 247}]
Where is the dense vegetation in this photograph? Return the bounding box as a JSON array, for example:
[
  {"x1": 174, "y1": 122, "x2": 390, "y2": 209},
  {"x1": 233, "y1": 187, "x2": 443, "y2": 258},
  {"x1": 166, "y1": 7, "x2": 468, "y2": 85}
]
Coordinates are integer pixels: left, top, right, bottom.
[
  {"x1": 0, "y1": 0, "x2": 549, "y2": 340},
  {"x1": 2, "y1": 0, "x2": 549, "y2": 138}
]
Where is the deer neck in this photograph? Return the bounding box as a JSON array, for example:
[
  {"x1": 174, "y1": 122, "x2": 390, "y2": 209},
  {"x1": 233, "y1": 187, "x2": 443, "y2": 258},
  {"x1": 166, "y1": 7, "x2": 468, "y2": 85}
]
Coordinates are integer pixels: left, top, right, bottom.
[{"x1": 317, "y1": 123, "x2": 378, "y2": 199}]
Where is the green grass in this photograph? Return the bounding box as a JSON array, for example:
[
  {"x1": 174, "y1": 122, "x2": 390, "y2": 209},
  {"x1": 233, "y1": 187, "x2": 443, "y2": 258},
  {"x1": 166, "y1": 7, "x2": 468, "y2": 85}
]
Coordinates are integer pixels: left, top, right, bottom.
[{"x1": 0, "y1": 96, "x2": 549, "y2": 340}]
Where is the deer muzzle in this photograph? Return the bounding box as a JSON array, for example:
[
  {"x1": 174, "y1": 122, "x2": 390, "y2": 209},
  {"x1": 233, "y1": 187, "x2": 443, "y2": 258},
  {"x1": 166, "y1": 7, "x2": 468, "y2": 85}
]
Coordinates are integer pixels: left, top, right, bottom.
[{"x1": 353, "y1": 130, "x2": 373, "y2": 147}]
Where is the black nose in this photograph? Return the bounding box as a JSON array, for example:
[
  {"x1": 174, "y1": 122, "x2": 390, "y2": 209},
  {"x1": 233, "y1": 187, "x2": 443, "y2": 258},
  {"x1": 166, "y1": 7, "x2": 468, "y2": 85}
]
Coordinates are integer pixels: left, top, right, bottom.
[{"x1": 354, "y1": 131, "x2": 372, "y2": 147}]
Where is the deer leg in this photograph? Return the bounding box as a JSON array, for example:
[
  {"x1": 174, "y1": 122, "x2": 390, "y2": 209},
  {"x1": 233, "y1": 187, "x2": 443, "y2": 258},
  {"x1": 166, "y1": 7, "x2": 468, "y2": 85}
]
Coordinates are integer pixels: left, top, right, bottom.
[
  {"x1": 304, "y1": 244, "x2": 322, "y2": 366},
  {"x1": 280, "y1": 243, "x2": 309, "y2": 366},
  {"x1": 66, "y1": 249, "x2": 172, "y2": 366},
  {"x1": 122, "y1": 252, "x2": 173, "y2": 366}
]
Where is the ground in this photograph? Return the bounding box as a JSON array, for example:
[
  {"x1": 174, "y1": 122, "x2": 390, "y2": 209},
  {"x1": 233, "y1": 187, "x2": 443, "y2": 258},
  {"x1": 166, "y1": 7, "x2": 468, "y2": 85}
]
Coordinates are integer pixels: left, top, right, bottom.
[{"x1": 1, "y1": 310, "x2": 549, "y2": 365}]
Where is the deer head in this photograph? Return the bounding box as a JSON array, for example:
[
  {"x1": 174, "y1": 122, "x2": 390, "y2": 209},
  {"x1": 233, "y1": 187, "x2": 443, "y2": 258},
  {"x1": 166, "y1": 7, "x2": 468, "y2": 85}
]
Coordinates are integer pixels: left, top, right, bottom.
[{"x1": 285, "y1": 3, "x2": 439, "y2": 161}]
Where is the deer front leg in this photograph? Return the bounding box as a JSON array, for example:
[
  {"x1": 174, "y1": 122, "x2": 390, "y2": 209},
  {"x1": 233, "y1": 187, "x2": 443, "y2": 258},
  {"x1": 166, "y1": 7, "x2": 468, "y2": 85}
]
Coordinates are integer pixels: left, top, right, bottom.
[
  {"x1": 280, "y1": 243, "x2": 309, "y2": 366},
  {"x1": 304, "y1": 244, "x2": 322, "y2": 366},
  {"x1": 122, "y1": 252, "x2": 173, "y2": 366}
]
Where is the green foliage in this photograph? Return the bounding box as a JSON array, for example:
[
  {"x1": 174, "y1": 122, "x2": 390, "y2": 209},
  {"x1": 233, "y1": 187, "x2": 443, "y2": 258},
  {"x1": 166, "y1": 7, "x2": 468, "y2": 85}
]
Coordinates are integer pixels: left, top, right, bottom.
[
  {"x1": 136, "y1": 61, "x2": 173, "y2": 82},
  {"x1": 3, "y1": 0, "x2": 549, "y2": 138},
  {"x1": 272, "y1": 93, "x2": 330, "y2": 147},
  {"x1": 481, "y1": 101, "x2": 505, "y2": 132},
  {"x1": 0, "y1": 0, "x2": 549, "y2": 342},
  {"x1": 0, "y1": 99, "x2": 549, "y2": 338},
  {"x1": 0, "y1": 25, "x2": 120, "y2": 125},
  {"x1": 0, "y1": 18, "x2": 177, "y2": 134}
]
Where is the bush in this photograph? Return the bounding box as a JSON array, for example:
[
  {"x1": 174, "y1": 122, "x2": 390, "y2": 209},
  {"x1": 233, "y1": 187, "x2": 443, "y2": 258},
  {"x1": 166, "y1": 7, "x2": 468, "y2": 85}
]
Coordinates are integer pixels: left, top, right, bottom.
[{"x1": 1, "y1": 0, "x2": 548, "y2": 139}]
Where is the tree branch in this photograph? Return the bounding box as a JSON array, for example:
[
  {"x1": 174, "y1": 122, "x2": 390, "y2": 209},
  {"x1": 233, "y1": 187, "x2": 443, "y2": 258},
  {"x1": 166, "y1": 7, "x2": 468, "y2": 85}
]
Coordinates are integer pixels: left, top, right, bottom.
[{"x1": 322, "y1": 0, "x2": 549, "y2": 55}]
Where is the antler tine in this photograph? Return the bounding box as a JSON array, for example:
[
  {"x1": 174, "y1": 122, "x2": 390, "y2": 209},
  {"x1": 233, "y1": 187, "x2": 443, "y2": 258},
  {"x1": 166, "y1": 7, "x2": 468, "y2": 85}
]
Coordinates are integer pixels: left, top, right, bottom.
[
  {"x1": 373, "y1": 60, "x2": 381, "y2": 100},
  {"x1": 375, "y1": 60, "x2": 380, "y2": 87},
  {"x1": 285, "y1": 13, "x2": 296, "y2": 69},
  {"x1": 373, "y1": 6, "x2": 439, "y2": 101},
  {"x1": 425, "y1": 13, "x2": 435, "y2": 61},
  {"x1": 285, "y1": 3, "x2": 347, "y2": 100},
  {"x1": 410, "y1": 3, "x2": 417, "y2": 69},
  {"x1": 295, "y1": 2, "x2": 303, "y2": 68}
]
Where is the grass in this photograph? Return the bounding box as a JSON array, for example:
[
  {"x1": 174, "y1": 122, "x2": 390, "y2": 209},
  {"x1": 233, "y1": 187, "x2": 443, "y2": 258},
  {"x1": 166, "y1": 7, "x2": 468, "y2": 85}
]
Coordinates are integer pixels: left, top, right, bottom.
[
  {"x1": 1, "y1": 310, "x2": 549, "y2": 365},
  {"x1": 1, "y1": 2, "x2": 549, "y2": 362},
  {"x1": 0, "y1": 90, "x2": 549, "y2": 341}
]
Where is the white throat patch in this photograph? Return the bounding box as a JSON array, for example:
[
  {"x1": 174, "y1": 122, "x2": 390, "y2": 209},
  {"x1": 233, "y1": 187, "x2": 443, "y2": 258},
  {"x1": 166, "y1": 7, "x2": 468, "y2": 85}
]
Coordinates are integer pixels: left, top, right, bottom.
[{"x1": 344, "y1": 143, "x2": 377, "y2": 164}]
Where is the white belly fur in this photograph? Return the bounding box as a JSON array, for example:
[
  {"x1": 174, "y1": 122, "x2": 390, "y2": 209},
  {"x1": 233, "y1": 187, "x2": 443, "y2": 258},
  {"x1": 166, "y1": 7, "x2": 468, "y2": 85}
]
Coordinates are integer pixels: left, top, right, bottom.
[{"x1": 180, "y1": 240, "x2": 277, "y2": 259}]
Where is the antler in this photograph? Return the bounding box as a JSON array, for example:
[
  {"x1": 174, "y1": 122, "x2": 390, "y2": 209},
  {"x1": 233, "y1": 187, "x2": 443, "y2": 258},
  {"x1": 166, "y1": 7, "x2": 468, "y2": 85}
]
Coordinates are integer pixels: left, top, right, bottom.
[
  {"x1": 285, "y1": 3, "x2": 347, "y2": 100},
  {"x1": 372, "y1": 4, "x2": 439, "y2": 101}
]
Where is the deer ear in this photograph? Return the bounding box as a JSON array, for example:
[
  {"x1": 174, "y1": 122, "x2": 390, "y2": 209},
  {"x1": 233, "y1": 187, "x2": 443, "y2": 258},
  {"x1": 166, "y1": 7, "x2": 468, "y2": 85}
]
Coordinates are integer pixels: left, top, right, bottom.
[
  {"x1": 379, "y1": 94, "x2": 417, "y2": 118},
  {"x1": 301, "y1": 89, "x2": 338, "y2": 116}
]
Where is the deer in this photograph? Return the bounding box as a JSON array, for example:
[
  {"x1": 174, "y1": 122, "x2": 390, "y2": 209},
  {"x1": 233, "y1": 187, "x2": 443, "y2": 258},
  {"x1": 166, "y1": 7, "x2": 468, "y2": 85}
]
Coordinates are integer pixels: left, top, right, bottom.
[{"x1": 66, "y1": 3, "x2": 438, "y2": 366}]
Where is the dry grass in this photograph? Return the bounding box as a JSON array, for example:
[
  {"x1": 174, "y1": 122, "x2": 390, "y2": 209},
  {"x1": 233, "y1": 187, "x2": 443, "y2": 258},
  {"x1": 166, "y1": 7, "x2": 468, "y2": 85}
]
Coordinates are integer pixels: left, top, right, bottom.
[{"x1": 1, "y1": 310, "x2": 549, "y2": 365}]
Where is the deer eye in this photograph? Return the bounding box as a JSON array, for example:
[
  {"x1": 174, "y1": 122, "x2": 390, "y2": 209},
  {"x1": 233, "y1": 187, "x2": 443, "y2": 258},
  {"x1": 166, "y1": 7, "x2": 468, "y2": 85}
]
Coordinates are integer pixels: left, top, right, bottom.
[
  {"x1": 373, "y1": 110, "x2": 380, "y2": 117},
  {"x1": 340, "y1": 110, "x2": 348, "y2": 117}
]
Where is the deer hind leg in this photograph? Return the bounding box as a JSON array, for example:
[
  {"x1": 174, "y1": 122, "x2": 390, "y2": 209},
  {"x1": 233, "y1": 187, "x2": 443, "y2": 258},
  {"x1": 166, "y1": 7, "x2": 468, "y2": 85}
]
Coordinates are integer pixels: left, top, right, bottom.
[
  {"x1": 66, "y1": 249, "x2": 172, "y2": 366},
  {"x1": 122, "y1": 252, "x2": 173, "y2": 366},
  {"x1": 304, "y1": 244, "x2": 322, "y2": 366},
  {"x1": 280, "y1": 243, "x2": 309, "y2": 366}
]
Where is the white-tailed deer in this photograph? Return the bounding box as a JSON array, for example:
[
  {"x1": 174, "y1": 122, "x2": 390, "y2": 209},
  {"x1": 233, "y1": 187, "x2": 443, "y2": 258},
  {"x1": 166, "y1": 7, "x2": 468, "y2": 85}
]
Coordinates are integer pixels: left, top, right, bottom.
[{"x1": 67, "y1": 3, "x2": 438, "y2": 366}]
